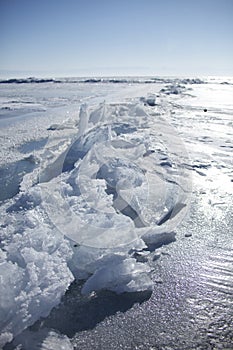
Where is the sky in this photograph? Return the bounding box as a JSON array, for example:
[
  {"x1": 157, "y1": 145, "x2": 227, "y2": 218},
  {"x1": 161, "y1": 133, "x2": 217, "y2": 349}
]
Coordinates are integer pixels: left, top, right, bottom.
[{"x1": 0, "y1": 0, "x2": 233, "y2": 77}]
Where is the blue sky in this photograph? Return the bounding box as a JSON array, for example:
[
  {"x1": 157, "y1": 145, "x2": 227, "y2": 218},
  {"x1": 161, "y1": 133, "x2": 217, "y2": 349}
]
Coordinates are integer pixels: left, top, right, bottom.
[{"x1": 0, "y1": 0, "x2": 233, "y2": 77}]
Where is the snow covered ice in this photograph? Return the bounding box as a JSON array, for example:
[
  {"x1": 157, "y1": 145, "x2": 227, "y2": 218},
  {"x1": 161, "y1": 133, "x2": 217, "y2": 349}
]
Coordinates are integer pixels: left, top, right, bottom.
[{"x1": 0, "y1": 76, "x2": 232, "y2": 349}]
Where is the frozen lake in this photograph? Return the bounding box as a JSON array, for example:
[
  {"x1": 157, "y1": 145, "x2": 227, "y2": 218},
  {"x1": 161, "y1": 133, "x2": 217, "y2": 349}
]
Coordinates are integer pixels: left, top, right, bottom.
[{"x1": 0, "y1": 77, "x2": 232, "y2": 349}]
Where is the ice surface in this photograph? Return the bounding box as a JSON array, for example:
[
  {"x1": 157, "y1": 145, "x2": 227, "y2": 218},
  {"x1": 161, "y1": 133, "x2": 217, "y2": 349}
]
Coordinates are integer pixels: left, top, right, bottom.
[
  {"x1": 0, "y1": 214, "x2": 74, "y2": 347},
  {"x1": 12, "y1": 328, "x2": 74, "y2": 350},
  {"x1": 0, "y1": 78, "x2": 196, "y2": 347},
  {"x1": 81, "y1": 258, "x2": 152, "y2": 295}
]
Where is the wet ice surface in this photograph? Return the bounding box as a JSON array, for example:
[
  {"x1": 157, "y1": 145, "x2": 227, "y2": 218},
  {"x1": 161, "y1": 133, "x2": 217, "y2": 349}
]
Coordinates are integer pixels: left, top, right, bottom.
[
  {"x1": 0, "y1": 77, "x2": 233, "y2": 349},
  {"x1": 68, "y1": 203, "x2": 233, "y2": 350}
]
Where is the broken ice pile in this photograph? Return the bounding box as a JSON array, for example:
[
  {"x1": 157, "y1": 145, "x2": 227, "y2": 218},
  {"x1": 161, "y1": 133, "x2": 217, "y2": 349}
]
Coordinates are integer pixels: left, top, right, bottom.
[{"x1": 0, "y1": 101, "x2": 191, "y2": 346}]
